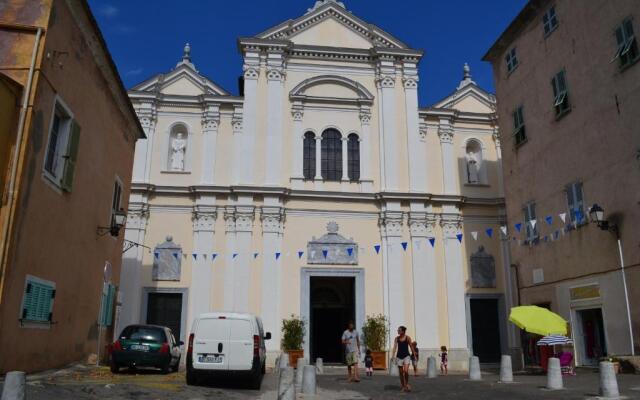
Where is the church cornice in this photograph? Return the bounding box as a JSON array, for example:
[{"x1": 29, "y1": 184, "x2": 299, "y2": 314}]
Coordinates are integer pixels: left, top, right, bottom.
[
  {"x1": 128, "y1": 91, "x2": 244, "y2": 108},
  {"x1": 419, "y1": 108, "x2": 498, "y2": 125}
]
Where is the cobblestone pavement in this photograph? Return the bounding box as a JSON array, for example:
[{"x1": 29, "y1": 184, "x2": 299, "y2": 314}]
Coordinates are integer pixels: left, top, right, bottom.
[{"x1": 2, "y1": 364, "x2": 640, "y2": 399}]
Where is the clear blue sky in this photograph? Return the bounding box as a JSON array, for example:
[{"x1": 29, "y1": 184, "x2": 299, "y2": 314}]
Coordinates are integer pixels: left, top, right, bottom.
[{"x1": 88, "y1": 0, "x2": 527, "y2": 106}]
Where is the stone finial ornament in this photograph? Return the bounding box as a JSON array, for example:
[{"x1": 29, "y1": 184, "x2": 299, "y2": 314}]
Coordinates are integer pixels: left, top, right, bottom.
[{"x1": 457, "y1": 62, "x2": 477, "y2": 89}]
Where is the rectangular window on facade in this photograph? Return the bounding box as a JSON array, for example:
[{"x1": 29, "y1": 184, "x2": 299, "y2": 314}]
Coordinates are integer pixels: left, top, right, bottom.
[
  {"x1": 551, "y1": 70, "x2": 571, "y2": 117},
  {"x1": 44, "y1": 98, "x2": 80, "y2": 192},
  {"x1": 612, "y1": 18, "x2": 639, "y2": 69},
  {"x1": 523, "y1": 202, "x2": 538, "y2": 242},
  {"x1": 566, "y1": 181, "x2": 585, "y2": 225},
  {"x1": 543, "y1": 6, "x2": 558, "y2": 36},
  {"x1": 505, "y1": 47, "x2": 519, "y2": 74},
  {"x1": 21, "y1": 275, "x2": 55, "y2": 324},
  {"x1": 111, "y1": 178, "x2": 123, "y2": 226},
  {"x1": 513, "y1": 105, "x2": 526, "y2": 146}
]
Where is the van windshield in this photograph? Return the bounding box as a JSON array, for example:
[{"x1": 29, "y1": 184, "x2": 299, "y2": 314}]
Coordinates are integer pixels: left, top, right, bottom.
[{"x1": 120, "y1": 326, "x2": 166, "y2": 343}]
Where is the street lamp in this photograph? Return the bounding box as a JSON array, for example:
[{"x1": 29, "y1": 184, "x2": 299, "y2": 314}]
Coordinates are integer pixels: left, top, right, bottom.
[
  {"x1": 96, "y1": 209, "x2": 127, "y2": 237},
  {"x1": 588, "y1": 203, "x2": 634, "y2": 356}
]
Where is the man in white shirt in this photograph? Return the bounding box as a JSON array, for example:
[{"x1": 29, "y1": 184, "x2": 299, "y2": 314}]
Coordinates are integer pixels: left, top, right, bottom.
[{"x1": 341, "y1": 321, "x2": 360, "y2": 382}]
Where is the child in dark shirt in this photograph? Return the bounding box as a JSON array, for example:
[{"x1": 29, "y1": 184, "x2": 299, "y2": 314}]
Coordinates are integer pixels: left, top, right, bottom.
[{"x1": 364, "y1": 349, "x2": 374, "y2": 376}]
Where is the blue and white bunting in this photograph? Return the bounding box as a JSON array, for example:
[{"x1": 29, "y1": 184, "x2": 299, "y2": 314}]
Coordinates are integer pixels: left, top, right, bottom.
[
  {"x1": 545, "y1": 216, "x2": 553, "y2": 225},
  {"x1": 471, "y1": 231, "x2": 478, "y2": 241},
  {"x1": 275, "y1": 252, "x2": 281, "y2": 260},
  {"x1": 428, "y1": 238, "x2": 435, "y2": 247},
  {"x1": 347, "y1": 247, "x2": 353, "y2": 256},
  {"x1": 298, "y1": 251, "x2": 304, "y2": 259},
  {"x1": 486, "y1": 228, "x2": 493, "y2": 238},
  {"x1": 515, "y1": 222, "x2": 522, "y2": 232},
  {"x1": 374, "y1": 245, "x2": 381, "y2": 254},
  {"x1": 401, "y1": 242, "x2": 408, "y2": 251},
  {"x1": 456, "y1": 233, "x2": 463, "y2": 243}
]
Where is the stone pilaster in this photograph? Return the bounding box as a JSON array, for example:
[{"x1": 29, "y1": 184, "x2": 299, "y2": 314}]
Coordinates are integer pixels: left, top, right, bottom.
[
  {"x1": 291, "y1": 104, "x2": 304, "y2": 188},
  {"x1": 403, "y1": 59, "x2": 426, "y2": 192},
  {"x1": 232, "y1": 205, "x2": 255, "y2": 312},
  {"x1": 359, "y1": 109, "x2": 373, "y2": 190},
  {"x1": 265, "y1": 48, "x2": 286, "y2": 185},
  {"x1": 200, "y1": 105, "x2": 220, "y2": 184},
  {"x1": 377, "y1": 65, "x2": 398, "y2": 190},
  {"x1": 239, "y1": 45, "x2": 260, "y2": 184},
  {"x1": 231, "y1": 106, "x2": 244, "y2": 185},
  {"x1": 260, "y1": 206, "x2": 285, "y2": 353},
  {"x1": 379, "y1": 210, "x2": 404, "y2": 347},
  {"x1": 222, "y1": 207, "x2": 237, "y2": 310},
  {"x1": 189, "y1": 207, "x2": 217, "y2": 333},
  {"x1": 438, "y1": 118, "x2": 456, "y2": 194},
  {"x1": 132, "y1": 102, "x2": 157, "y2": 183}
]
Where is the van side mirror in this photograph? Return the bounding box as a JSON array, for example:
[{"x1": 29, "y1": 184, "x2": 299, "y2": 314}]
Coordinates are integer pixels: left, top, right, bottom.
[{"x1": 264, "y1": 332, "x2": 272, "y2": 340}]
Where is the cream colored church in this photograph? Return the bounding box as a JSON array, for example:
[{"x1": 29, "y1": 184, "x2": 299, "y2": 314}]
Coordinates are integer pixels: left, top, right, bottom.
[{"x1": 118, "y1": 0, "x2": 518, "y2": 370}]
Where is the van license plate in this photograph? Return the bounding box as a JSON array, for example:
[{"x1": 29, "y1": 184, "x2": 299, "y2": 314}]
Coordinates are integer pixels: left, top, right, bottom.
[
  {"x1": 199, "y1": 355, "x2": 223, "y2": 363},
  {"x1": 130, "y1": 344, "x2": 149, "y2": 351}
]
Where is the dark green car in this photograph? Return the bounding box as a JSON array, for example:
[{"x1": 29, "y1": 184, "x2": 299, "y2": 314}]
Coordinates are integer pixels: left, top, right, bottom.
[{"x1": 111, "y1": 325, "x2": 183, "y2": 373}]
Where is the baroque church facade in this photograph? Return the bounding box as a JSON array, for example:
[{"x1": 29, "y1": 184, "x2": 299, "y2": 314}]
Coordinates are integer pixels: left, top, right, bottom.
[{"x1": 118, "y1": 0, "x2": 517, "y2": 370}]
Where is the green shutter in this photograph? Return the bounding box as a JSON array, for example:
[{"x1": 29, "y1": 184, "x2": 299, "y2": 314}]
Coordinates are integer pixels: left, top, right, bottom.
[
  {"x1": 22, "y1": 280, "x2": 54, "y2": 322},
  {"x1": 61, "y1": 120, "x2": 81, "y2": 192},
  {"x1": 105, "y1": 284, "x2": 115, "y2": 326}
]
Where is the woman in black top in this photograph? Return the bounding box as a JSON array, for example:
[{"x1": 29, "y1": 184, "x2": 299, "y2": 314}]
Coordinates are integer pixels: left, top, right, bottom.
[{"x1": 390, "y1": 326, "x2": 416, "y2": 392}]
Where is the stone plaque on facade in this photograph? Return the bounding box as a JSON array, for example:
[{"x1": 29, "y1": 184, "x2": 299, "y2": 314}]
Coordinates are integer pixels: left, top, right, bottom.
[
  {"x1": 470, "y1": 246, "x2": 496, "y2": 288},
  {"x1": 307, "y1": 222, "x2": 358, "y2": 265},
  {"x1": 153, "y1": 235, "x2": 182, "y2": 281}
]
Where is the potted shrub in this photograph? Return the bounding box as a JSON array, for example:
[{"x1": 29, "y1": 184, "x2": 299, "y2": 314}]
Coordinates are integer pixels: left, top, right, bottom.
[
  {"x1": 362, "y1": 314, "x2": 389, "y2": 370},
  {"x1": 605, "y1": 356, "x2": 621, "y2": 374},
  {"x1": 281, "y1": 314, "x2": 305, "y2": 367}
]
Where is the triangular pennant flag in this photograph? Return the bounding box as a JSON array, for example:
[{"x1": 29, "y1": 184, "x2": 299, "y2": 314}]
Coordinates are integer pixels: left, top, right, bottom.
[
  {"x1": 253, "y1": 252, "x2": 259, "y2": 259},
  {"x1": 559, "y1": 213, "x2": 567, "y2": 223},
  {"x1": 401, "y1": 242, "x2": 408, "y2": 251},
  {"x1": 500, "y1": 226, "x2": 508, "y2": 236},
  {"x1": 275, "y1": 252, "x2": 281, "y2": 260},
  {"x1": 232, "y1": 253, "x2": 238, "y2": 259},
  {"x1": 212, "y1": 253, "x2": 218, "y2": 261},
  {"x1": 374, "y1": 245, "x2": 381, "y2": 254},
  {"x1": 154, "y1": 252, "x2": 159, "y2": 259},
  {"x1": 322, "y1": 249, "x2": 328, "y2": 258},
  {"x1": 530, "y1": 220, "x2": 537, "y2": 230},
  {"x1": 575, "y1": 209, "x2": 584, "y2": 222},
  {"x1": 545, "y1": 216, "x2": 553, "y2": 225},
  {"x1": 456, "y1": 233, "x2": 463, "y2": 243},
  {"x1": 298, "y1": 251, "x2": 304, "y2": 259},
  {"x1": 471, "y1": 231, "x2": 478, "y2": 240},
  {"x1": 486, "y1": 228, "x2": 493, "y2": 238},
  {"x1": 515, "y1": 222, "x2": 522, "y2": 232},
  {"x1": 347, "y1": 248, "x2": 353, "y2": 256},
  {"x1": 428, "y1": 238, "x2": 435, "y2": 247},
  {"x1": 173, "y1": 252, "x2": 179, "y2": 260},
  {"x1": 192, "y1": 253, "x2": 197, "y2": 260}
]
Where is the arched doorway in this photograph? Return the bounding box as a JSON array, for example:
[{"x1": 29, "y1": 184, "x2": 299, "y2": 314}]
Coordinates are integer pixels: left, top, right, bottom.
[{"x1": 310, "y1": 276, "x2": 355, "y2": 363}]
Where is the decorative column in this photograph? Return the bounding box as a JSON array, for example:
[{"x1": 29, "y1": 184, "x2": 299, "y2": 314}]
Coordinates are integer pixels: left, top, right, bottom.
[
  {"x1": 222, "y1": 207, "x2": 237, "y2": 310},
  {"x1": 341, "y1": 136, "x2": 349, "y2": 181},
  {"x1": 265, "y1": 49, "x2": 285, "y2": 186},
  {"x1": 189, "y1": 207, "x2": 216, "y2": 332},
  {"x1": 239, "y1": 45, "x2": 260, "y2": 185},
  {"x1": 409, "y1": 211, "x2": 439, "y2": 349},
  {"x1": 440, "y1": 214, "x2": 468, "y2": 352},
  {"x1": 260, "y1": 205, "x2": 285, "y2": 353},
  {"x1": 117, "y1": 205, "x2": 149, "y2": 336},
  {"x1": 403, "y1": 63, "x2": 427, "y2": 192},
  {"x1": 200, "y1": 105, "x2": 220, "y2": 184},
  {"x1": 379, "y1": 209, "x2": 404, "y2": 347},
  {"x1": 438, "y1": 118, "x2": 457, "y2": 195},
  {"x1": 132, "y1": 102, "x2": 156, "y2": 183},
  {"x1": 377, "y1": 66, "x2": 399, "y2": 190},
  {"x1": 314, "y1": 135, "x2": 322, "y2": 180},
  {"x1": 493, "y1": 127, "x2": 505, "y2": 197},
  {"x1": 291, "y1": 104, "x2": 304, "y2": 188},
  {"x1": 359, "y1": 109, "x2": 373, "y2": 190},
  {"x1": 231, "y1": 106, "x2": 243, "y2": 185},
  {"x1": 233, "y1": 204, "x2": 255, "y2": 313}
]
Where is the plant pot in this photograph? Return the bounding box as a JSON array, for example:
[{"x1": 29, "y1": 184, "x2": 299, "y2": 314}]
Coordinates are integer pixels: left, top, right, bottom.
[
  {"x1": 288, "y1": 350, "x2": 304, "y2": 368},
  {"x1": 371, "y1": 351, "x2": 387, "y2": 370}
]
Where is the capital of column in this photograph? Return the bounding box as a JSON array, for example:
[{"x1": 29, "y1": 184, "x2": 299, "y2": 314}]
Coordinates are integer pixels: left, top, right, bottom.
[
  {"x1": 202, "y1": 113, "x2": 220, "y2": 132},
  {"x1": 192, "y1": 207, "x2": 217, "y2": 232},
  {"x1": 359, "y1": 110, "x2": 371, "y2": 125},
  {"x1": 437, "y1": 122, "x2": 454, "y2": 145},
  {"x1": 232, "y1": 107, "x2": 243, "y2": 133},
  {"x1": 235, "y1": 206, "x2": 255, "y2": 233},
  {"x1": 376, "y1": 75, "x2": 396, "y2": 89},
  {"x1": 440, "y1": 215, "x2": 463, "y2": 239},
  {"x1": 136, "y1": 106, "x2": 157, "y2": 130},
  {"x1": 291, "y1": 107, "x2": 304, "y2": 122},
  {"x1": 402, "y1": 77, "x2": 418, "y2": 89},
  {"x1": 260, "y1": 207, "x2": 285, "y2": 234},
  {"x1": 224, "y1": 207, "x2": 236, "y2": 233},
  {"x1": 379, "y1": 211, "x2": 404, "y2": 238},
  {"x1": 492, "y1": 127, "x2": 501, "y2": 150},
  {"x1": 419, "y1": 122, "x2": 427, "y2": 141},
  {"x1": 243, "y1": 67, "x2": 259, "y2": 80},
  {"x1": 266, "y1": 69, "x2": 285, "y2": 82},
  {"x1": 408, "y1": 212, "x2": 436, "y2": 238},
  {"x1": 125, "y1": 205, "x2": 149, "y2": 231}
]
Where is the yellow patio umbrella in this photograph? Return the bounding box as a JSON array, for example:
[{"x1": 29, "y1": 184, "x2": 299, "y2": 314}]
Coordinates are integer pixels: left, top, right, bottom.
[{"x1": 509, "y1": 306, "x2": 568, "y2": 336}]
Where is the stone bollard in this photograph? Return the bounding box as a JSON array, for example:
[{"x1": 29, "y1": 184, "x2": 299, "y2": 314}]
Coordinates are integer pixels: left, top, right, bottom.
[
  {"x1": 278, "y1": 353, "x2": 289, "y2": 370},
  {"x1": 468, "y1": 356, "x2": 482, "y2": 381},
  {"x1": 302, "y1": 365, "x2": 317, "y2": 395},
  {"x1": 296, "y1": 357, "x2": 307, "y2": 386},
  {"x1": 278, "y1": 366, "x2": 295, "y2": 400},
  {"x1": 499, "y1": 355, "x2": 513, "y2": 383},
  {"x1": 599, "y1": 361, "x2": 620, "y2": 398},
  {"x1": 546, "y1": 357, "x2": 563, "y2": 390},
  {"x1": 389, "y1": 358, "x2": 399, "y2": 376},
  {"x1": 1, "y1": 371, "x2": 26, "y2": 400},
  {"x1": 315, "y1": 357, "x2": 324, "y2": 375},
  {"x1": 427, "y1": 356, "x2": 437, "y2": 378}
]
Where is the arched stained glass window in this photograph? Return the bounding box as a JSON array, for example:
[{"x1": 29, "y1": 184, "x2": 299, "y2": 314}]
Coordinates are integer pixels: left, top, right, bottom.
[
  {"x1": 347, "y1": 133, "x2": 360, "y2": 181},
  {"x1": 303, "y1": 132, "x2": 316, "y2": 180},
  {"x1": 321, "y1": 129, "x2": 342, "y2": 181}
]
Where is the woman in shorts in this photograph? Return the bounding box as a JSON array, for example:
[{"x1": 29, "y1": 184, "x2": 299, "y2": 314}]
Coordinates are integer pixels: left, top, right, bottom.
[{"x1": 391, "y1": 326, "x2": 416, "y2": 392}]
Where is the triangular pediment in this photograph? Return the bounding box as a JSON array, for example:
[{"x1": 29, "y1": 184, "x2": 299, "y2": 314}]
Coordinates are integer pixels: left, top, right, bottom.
[
  {"x1": 432, "y1": 84, "x2": 496, "y2": 113},
  {"x1": 257, "y1": 2, "x2": 407, "y2": 49},
  {"x1": 131, "y1": 64, "x2": 229, "y2": 96}
]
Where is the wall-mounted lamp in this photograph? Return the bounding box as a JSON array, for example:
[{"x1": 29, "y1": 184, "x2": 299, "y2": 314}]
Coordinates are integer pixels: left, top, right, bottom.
[{"x1": 97, "y1": 209, "x2": 127, "y2": 237}]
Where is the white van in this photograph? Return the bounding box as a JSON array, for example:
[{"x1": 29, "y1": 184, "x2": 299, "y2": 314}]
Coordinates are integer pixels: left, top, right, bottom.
[{"x1": 186, "y1": 312, "x2": 271, "y2": 389}]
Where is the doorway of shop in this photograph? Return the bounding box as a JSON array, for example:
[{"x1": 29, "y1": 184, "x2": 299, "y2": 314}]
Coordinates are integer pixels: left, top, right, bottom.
[
  {"x1": 310, "y1": 276, "x2": 355, "y2": 364},
  {"x1": 146, "y1": 292, "x2": 183, "y2": 341},
  {"x1": 470, "y1": 298, "x2": 502, "y2": 363},
  {"x1": 575, "y1": 308, "x2": 607, "y2": 366}
]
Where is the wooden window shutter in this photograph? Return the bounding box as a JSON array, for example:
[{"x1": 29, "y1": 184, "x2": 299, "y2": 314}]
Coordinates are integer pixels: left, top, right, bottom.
[{"x1": 61, "y1": 120, "x2": 81, "y2": 192}]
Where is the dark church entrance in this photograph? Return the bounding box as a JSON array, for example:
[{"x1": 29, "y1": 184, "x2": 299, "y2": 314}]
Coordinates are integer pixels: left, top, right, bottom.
[
  {"x1": 146, "y1": 292, "x2": 183, "y2": 340},
  {"x1": 310, "y1": 276, "x2": 355, "y2": 364},
  {"x1": 470, "y1": 298, "x2": 502, "y2": 363}
]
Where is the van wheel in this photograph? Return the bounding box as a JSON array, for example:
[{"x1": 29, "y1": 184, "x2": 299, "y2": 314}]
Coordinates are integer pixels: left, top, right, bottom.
[
  {"x1": 186, "y1": 369, "x2": 198, "y2": 386},
  {"x1": 171, "y1": 356, "x2": 181, "y2": 372}
]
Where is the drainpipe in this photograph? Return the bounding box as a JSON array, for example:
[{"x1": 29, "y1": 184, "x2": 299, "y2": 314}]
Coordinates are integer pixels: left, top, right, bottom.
[{"x1": 0, "y1": 27, "x2": 43, "y2": 302}]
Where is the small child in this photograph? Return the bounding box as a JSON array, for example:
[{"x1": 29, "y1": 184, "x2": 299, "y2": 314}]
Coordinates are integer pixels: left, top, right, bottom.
[
  {"x1": 364, "y1": 349, "x2": 374, "y2": 376},
  {"x1": 439, "y1": 345, "x2": 448, "y2": 375},
  {"x1": 411, "y1": 341, "x2": 419, "y2": 376}
]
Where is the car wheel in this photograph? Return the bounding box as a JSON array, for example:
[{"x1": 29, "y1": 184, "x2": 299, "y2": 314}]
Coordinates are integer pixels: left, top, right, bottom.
[
  {"x1": 186, "y1": 369, "x2": 198, "y2": 386},
  {"x1": 110, "y1": 360, "x2": 119, "y2": 374},
  {"x1": 171, "y1": 356, "x2": 181, "y2": 372}
]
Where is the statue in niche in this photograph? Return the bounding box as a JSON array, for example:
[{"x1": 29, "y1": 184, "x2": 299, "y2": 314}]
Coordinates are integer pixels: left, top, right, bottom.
[
  {"x1": 470, "y1": 246, "x2": 496, "y2": 288},
  {"x1": 170, "y1": 133, "x2": 187, "y2": 171},
  {"x1": 466, "y1": 150, "x2": 480, "y2": 184}
]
